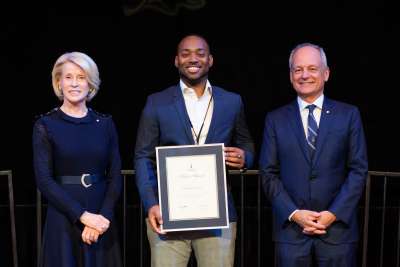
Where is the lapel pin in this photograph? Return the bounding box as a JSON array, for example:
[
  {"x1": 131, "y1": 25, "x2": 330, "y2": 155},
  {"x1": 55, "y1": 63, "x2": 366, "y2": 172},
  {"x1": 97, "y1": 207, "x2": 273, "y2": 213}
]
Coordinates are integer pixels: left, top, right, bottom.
[
  {"x1": 96, "y1": 119, "x2": 100, "y2": 122},
  {"x1": 326, "y1": 110, "x2": 330, "y2": 114}
]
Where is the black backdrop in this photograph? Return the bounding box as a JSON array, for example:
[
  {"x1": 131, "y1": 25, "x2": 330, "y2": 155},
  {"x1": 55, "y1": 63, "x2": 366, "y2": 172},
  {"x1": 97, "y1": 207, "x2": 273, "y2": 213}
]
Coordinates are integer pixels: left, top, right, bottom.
[{"x1": 0, "y1": 0, "x2": 395, "y2": 266}]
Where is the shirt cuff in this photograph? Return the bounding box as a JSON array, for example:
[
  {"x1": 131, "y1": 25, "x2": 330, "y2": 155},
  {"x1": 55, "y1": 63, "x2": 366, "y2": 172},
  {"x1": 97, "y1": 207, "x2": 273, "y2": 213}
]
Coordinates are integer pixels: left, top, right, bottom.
[{"x1": 288, "y1": 209, "x2": 299, "y2": 221}]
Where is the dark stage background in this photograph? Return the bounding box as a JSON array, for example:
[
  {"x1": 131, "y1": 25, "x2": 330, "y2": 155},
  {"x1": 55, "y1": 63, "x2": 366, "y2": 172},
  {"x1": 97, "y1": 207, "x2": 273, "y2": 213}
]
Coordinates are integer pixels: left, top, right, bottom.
[{"x1": 1, "y1": 0, "x2": 395, "y2": 266}]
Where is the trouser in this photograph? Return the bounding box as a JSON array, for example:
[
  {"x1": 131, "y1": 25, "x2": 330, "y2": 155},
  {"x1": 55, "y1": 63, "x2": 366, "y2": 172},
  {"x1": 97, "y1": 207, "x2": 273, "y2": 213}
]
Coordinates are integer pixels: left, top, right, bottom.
[
  {"x1": 146, "y1": 220, "x2": 237, "y2": 267},
  {"x1": 276, "y1": 238, "x2": 357, "y2": 267}
]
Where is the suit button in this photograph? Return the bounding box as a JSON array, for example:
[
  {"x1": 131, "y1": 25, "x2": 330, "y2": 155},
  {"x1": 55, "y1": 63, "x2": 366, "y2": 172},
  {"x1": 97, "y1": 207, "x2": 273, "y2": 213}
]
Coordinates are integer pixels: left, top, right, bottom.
[{"x1": 309, "y1": 170, "x2": 317, "y2": 180}]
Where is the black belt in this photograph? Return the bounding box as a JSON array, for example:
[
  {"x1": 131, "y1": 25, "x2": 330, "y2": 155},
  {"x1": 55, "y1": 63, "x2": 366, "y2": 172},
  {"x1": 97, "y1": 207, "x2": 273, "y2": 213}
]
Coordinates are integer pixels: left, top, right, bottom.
[{"x1": 56, "y1": 174, "x2": 105, "y2": 188}]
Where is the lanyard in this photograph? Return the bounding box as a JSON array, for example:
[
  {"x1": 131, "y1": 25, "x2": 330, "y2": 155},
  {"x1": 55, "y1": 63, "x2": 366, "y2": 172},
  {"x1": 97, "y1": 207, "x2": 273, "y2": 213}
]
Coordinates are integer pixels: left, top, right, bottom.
[{"x1": 188, "y1": 95, "x2": 213, "y2": 145}]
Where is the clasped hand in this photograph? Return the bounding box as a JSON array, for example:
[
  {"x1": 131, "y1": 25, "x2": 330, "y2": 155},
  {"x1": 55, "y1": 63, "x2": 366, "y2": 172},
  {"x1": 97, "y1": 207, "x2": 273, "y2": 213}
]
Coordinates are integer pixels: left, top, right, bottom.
[
  {"x1": 292, "y1": 210, "x2": 336, "y2": 235},
  {"x1": 80, "y1": 211, "x2": 110, "y2": 244}
]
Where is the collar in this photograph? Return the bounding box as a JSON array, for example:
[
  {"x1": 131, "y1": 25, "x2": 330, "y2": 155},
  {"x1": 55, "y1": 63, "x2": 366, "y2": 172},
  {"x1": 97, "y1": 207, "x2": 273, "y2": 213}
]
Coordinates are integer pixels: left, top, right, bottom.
[
  {"x1": 297, "y1": 94, "x2": 324, "y2": 111},
  {"x1": 57, "y1": 107, "x2": 94, "y2": 124},
  {"x1": 180, "y1": 79, "x2": 212, "y2": 98}
]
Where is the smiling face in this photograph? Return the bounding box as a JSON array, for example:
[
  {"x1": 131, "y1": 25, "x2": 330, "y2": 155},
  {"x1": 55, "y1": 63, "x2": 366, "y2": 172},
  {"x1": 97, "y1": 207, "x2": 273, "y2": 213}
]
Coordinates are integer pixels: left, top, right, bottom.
[
  {"x1": 290, "y1": 46, "x2": 330, "y2": 103},
  {"x1": 58, "y1": 61, "x2": 90, "y2": 106},
  {"x1": 175, "y1": 35, "x2": 213, "y2": 88}
]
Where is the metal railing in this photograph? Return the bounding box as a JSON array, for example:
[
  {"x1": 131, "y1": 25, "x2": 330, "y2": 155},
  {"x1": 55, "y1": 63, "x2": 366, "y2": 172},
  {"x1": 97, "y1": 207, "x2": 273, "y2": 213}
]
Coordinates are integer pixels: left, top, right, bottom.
[
  {"x1": 362, "y1": 171, "x2": 400, "y2": 267},
  {"x1": 0, "y1": 170, "x2": 18, "y2": 267},
  {"x1": 32, "y1": 170, "x2": 400, "y2": 267}
]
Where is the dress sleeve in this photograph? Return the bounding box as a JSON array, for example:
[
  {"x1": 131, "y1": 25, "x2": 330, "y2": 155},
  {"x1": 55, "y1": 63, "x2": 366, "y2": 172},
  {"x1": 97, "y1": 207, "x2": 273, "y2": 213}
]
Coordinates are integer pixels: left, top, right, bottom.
[
  {"x1": 99, "y1": 117, "x2": 123, "y2": 221},
  {"x1": 32, "y1": 120, "x2": 86, "y2": 223}
]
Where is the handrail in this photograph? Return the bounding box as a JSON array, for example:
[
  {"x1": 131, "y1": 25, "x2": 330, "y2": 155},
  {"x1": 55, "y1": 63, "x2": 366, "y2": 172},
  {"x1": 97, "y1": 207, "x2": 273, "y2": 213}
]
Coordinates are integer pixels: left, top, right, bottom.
[
  {"x1": 31, "y1": 170, "x2": 400, "y2": 267},
  {"x1": 0, "y1": 170, "x2": 18, "y2": 267},
  {"x1": 362, "y1": 171, "x2": 400, "y2": 267}
]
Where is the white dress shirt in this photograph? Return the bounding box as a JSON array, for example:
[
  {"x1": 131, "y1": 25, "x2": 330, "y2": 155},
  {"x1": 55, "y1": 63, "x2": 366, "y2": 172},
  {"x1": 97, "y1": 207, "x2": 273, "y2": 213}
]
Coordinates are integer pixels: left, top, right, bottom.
[
  {"x1": 180, "y1": 80, "x2": 214, "y2": 145},
  {"x1": 297, "y1": 94, "x2": 324, "y2": 138}
]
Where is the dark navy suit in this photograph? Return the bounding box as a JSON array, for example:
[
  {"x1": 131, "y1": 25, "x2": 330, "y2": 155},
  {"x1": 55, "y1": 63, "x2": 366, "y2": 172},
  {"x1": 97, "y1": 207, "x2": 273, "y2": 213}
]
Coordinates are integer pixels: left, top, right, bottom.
[
  {"x1": 135, "y1": 85, "x2": 254, "y2": 220},
  {"x1": 259, "y1": 98, "x2": 368, "y2": 266}
]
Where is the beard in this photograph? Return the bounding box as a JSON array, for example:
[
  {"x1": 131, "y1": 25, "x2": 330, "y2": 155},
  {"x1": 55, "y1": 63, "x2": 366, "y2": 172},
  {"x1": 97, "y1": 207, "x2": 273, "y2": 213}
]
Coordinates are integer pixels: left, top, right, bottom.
[{"x1": 179, "y1": 70, "x2": 208, "y2": 87}]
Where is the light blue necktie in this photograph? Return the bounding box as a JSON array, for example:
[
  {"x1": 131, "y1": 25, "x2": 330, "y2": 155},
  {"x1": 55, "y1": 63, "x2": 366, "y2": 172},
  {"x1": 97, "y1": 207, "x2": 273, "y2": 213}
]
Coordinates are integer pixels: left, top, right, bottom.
[{"x1": 306, "y1": 104, "x2": 318, "y2": 157}]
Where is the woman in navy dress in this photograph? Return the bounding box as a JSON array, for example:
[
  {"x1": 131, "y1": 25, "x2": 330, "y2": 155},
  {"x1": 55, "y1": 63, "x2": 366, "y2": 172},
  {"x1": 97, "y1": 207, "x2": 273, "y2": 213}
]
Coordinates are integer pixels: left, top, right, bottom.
[{"x1": 33, "y1": 52, "x2": 122, "y2": 267}]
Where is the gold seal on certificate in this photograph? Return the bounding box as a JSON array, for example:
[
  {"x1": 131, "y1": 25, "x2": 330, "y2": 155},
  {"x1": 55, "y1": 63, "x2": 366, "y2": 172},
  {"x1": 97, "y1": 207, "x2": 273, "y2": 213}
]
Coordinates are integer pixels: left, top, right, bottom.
[{"x1": 156, "y1": 143, "x2": 229, "y2": 232}]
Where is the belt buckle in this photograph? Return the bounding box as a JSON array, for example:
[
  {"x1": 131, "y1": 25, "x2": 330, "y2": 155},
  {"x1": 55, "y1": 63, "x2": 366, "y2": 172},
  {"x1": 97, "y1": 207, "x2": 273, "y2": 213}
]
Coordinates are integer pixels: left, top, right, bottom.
[{"x1": 81, "y1": 174, "x2": 92, "y2": 188}]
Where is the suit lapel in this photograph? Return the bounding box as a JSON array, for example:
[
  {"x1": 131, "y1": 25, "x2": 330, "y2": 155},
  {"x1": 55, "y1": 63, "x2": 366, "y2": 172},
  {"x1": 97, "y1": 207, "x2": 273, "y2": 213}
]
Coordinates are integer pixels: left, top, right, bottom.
[
  {"x1": 172, "y1": 85, "x2": 195, "y2": 145},
  {"x1": 312, "y1": 98, "x2": 334, "y2": 166},
  {"x1": 204, "y1": 87, "x2": 222, "y2": 144},
  {"x1": 288, "y1": 101, "x2": 312, "y2": 164}
]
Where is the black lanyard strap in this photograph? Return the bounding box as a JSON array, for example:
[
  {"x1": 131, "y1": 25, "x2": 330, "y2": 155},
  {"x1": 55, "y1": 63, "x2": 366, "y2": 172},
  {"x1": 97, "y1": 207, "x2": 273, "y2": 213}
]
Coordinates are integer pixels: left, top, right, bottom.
[{"x1": 188, "y1": 94, "x2": 213, "y2": 145}]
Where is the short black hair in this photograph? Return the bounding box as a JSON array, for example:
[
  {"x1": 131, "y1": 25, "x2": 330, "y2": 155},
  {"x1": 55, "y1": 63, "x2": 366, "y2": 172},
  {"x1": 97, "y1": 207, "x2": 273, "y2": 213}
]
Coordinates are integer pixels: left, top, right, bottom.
[{"x1": 176, "y1": 33, "x2": 211, "y2": 54}]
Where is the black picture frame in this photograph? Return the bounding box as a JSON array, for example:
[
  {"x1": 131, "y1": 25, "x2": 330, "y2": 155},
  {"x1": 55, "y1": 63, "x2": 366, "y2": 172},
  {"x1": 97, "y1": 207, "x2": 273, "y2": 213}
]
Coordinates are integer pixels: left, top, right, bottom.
[{"x1": 156, "y1": 143, "x2": 229, "y2": 232}]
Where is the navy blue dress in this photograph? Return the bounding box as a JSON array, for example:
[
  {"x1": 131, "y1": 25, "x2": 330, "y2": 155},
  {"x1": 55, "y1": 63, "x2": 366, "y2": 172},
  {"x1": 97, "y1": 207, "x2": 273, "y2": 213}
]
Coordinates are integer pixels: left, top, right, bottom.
[{"x1": 32, "y1": 108, "x2": 122, "y2": 267}]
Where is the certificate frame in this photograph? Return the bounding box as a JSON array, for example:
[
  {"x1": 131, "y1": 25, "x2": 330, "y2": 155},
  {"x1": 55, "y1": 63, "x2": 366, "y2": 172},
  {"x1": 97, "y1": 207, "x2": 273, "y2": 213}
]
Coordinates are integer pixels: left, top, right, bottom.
[{"x1": 156, "y1": 143, "x2": 229, "y2": 232}]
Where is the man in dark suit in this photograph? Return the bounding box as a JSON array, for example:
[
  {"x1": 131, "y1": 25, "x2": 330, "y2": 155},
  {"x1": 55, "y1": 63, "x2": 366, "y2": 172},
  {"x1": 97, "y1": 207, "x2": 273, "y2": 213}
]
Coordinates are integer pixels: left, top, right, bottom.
[
  {"x1": 259, "y1": 43, "x2": 368, "y2": 267},
  {"x1": 134, "y1": 34, "x2": 254, "y2": 267}
]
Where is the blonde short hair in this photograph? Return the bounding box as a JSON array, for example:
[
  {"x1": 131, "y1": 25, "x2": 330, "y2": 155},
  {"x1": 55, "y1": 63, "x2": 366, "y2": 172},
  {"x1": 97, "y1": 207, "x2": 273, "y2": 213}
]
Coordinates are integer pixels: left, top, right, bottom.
[{"x1": 52, "y1": 52, "x2": 100, "y2": 101}]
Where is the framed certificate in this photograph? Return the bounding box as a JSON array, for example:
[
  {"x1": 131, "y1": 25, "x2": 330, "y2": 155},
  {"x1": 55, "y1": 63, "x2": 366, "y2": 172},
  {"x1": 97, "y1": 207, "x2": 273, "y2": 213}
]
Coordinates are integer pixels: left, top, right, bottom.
[{"x1": 156, "y1": 143, "x2": 229, "y2": 232}]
